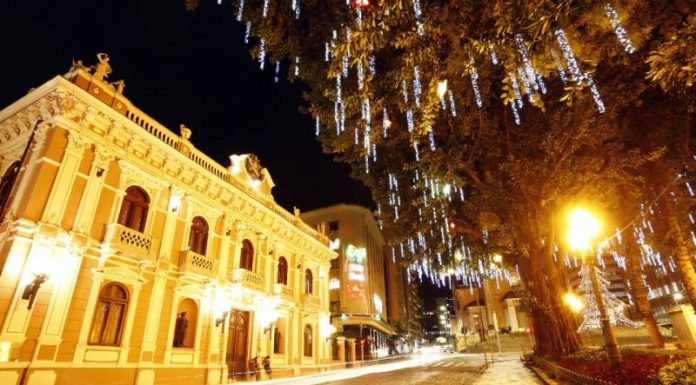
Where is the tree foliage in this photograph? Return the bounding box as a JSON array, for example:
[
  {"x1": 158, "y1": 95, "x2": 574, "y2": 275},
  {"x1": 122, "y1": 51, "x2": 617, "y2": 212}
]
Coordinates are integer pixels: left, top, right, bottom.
[{"x1": 191, "y1": 0, "x2": 695, "y2": 356}]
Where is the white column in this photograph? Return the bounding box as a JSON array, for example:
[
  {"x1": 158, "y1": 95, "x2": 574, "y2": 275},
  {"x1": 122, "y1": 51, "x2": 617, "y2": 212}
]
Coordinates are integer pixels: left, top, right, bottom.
[
  {"x1": 41, "y1": 130, "x2": 89, "y2": 225},
  {"x1": 72, "y1": 145, "x2": 113, "y2": 234}
]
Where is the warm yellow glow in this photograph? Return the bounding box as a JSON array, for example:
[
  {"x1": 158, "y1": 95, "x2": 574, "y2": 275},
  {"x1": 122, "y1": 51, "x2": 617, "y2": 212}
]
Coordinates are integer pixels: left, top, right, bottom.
[
  {"x1": 567, "y1": 208, "x2": 601, "y2": 251},
  {"x1": 674, "y1": 292, "x2": 684, "y2": 302},
  {"x1": 564, "y1": 292, "x2": 584, "y2": 313},
  {"x1": 169, "y1": 195, "x2": 182, "y2": 212},
  {"x1": 437, "y1": 80, "x2": 448, "y2": 98},
  {"x1": 257, "y1": 298, "x2": 280, "y2": 329},
  {"x1": 492, "y1": 254, "x2": 503, "y2": 264},
  {"x1": 454, "y1": 250, "x2": 463, "y2": 262}
]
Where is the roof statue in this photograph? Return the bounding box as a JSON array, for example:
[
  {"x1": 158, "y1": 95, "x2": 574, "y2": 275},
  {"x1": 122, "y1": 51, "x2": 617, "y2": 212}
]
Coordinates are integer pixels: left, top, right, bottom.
[{"x1": 93, "y1": 53, "x2": 112, "y2": 81}]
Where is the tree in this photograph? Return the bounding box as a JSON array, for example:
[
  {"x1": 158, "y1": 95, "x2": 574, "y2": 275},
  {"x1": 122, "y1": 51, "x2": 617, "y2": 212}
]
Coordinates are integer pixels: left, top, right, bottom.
[{"x1": 189, "y1": 0, "x2": 695, "y2": 356}]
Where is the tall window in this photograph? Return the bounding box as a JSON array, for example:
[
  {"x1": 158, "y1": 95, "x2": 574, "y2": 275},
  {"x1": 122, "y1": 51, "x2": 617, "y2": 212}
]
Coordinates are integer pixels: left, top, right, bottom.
[
  {"x1": 117, "y1": 186, "x2": 149, "y2": 232},
  {"x1": 89, "y1": 283, "x2": 129, "y2": 346},
  {"x1": 303, "y1": 325, "x2": 313, "y2": 357},
  {"x1": 304, "y1": 269, "x2": 313, "y2": 294},
  {"x1": 189, "y1": 216, "x2": 208, "y2": 255},
  {"x1": 277, "y1": 257, "x2": 288, "y2": 285},
  {"x1": 0, "y1": 161, "x2": 20, "y2": 216},
  {"x1": 273, "y1": 325, "x2": 283, "y2": 354},
  {"x1": 240, "y1": 240, "x2": 254, "y2": 271}
]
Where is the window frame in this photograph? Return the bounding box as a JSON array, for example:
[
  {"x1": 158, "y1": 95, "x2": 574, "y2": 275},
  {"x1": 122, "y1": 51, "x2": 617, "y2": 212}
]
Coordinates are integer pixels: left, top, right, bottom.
[
  {"x1": 277, "y1": 257, "x2": 288, "y2": 285},
  {"x1": 188, "y1": 216, "x2": 209, "y2": 255},
  {"x1": 117, "y1": 186, "x2": 150, "y2": 232},
  {"x1": 303, "y1": 325, "x2": 313, "y2": 357},
  {"x1": 304, "y1": 269, "x2": 313, "y2": 295},
  {"x1": 240, "y1": 239, "x2": 254, "y2": 271},
  {"x1": 88, "y1": 282, "x2": 129, "y2": 347}
]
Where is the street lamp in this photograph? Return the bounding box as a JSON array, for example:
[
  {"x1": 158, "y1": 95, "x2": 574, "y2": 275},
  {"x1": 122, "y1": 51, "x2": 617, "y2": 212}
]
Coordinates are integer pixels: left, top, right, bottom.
[{"x1": 567, "y1": 207, "x2": 622, "y2": 367}]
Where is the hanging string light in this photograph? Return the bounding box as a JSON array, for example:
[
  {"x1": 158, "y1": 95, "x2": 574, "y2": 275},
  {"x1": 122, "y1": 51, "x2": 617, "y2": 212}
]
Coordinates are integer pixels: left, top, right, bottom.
[
  {"x1": 470, "y1": 65, "x2": 483, "y2": 108},
  {"x1": 604, "y1": 3, "x2": 635, "y2": 54},
  {"x1": 508, "y1": 72, "x2": 523, "y2": 109},
  {"x1": 411, "y1": 0, "x2": 424, "y2": 35},
  {"x1": 428, "y1": 128, "x2": 436, "y2": 151},
  {"x1": 258, "y1": 38, "x2": 266, "y2": 70},
  {"x1": 555, "y1": 29, "x2": 583, "y2": 85},
  {"x1": 413, "y1": 66, "x2": 422, "y2": 107},
  {"x1": 315, "y1": 116, "x2": 320, "y2": 136},
  {"x1": 236, "y1": 0, "x2": 244, "y2": 21},
  {"x1": 448, "y1": 90, "x2": 457, "y2": 116},
  {"x1": 382, "y1": 108, "x2": 390, "y2": 138},
  {"x1": 292, "y1": 0, "x2": 301, "y2": 19},
  {"x1": 294, "y1": 56, "x2": 300, "y2": 76},
  {"x1": 406, "y1": 110, "x2": 415, "y2": 133},
  {"x1": 244, "y1": 21, "x2": 251, "y2": 44},
  {"x1": 262, "y1": 0, "x2": 269, "y2": 18},
  {"x1": 489, "y1": 44, "x2": 499, "y2": 65},
  {"x1": 274, "y1": 61, "x2": 280, "y2": 82}
]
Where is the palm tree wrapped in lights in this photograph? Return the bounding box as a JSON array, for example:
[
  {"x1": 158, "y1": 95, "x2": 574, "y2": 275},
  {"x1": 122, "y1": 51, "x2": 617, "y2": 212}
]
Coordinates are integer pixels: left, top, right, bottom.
[{"x1": 576, "y1": 264, "x2": 643, "y2": 333}]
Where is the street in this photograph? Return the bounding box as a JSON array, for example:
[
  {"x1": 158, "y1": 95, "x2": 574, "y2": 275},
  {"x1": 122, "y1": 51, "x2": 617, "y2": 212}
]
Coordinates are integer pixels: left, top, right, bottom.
[{"x1": 249, "y1": 352, "x2": 542, "y2": 385}]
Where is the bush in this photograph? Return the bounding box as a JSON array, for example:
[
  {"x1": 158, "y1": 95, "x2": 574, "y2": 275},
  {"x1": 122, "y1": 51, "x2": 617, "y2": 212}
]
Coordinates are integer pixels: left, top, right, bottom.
[
  {"x1": 556, "y1": 349, "x2": 686, "y2": 385},
  {"x1": 657, "y1": 358, "x2": 696, "y2": 385}
]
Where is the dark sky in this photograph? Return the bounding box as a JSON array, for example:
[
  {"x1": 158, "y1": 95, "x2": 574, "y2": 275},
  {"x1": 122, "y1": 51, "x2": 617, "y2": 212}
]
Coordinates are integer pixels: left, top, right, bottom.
[{"x1": 0, "y1": 0, "x2": 372, "y2": 212}]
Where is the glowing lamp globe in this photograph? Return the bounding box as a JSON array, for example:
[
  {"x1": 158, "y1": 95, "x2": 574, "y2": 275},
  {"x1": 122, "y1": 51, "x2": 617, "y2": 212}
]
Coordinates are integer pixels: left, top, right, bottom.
[
  {"x1": 353, "y1": 0, "x2": 370, "y2": 8},
  {"x1": 563, "y1": 292, "x2": 584, "y2": 313},
  {"x1": 437, "y1": 80, "x2": 448, "y2": 98},
  {"x1": 567, "y1": 208, "x2": 601, "y2": 252}
]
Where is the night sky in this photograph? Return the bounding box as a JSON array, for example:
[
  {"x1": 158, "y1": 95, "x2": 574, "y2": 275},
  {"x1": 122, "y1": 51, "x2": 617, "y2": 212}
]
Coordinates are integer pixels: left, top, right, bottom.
[{"x1": 0, "y1": 0, "x2": 373, "y2": 212}]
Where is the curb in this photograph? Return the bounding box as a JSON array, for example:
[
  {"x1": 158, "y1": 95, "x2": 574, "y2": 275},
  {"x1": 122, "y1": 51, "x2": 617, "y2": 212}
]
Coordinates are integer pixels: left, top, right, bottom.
[{"x1": 524, "y1": 361, "x2": 564, "y2": 385}]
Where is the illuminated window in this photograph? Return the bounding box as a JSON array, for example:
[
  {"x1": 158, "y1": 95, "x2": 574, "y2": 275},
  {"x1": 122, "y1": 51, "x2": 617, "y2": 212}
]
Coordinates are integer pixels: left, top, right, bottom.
[
  {"x1": 89, "y1": 283, "x2": 129, "y2": 346},
  {"x1": 305, "y1": 269, "x2": 314, "y2": 294},
  {"x1": 240, "y1": 240, "x2": 254, "y2": 270},
  {"x1": 118, "y1": 186, "x2": 149, "y2": 232},
  {"x1": 277, "y1": 257, "x2": 288, "y2": 285},
  {"x1": 303, "y1": 325, "x2": 313, "y2": 356},
  {"x1": 329, "y1": 278, "x2": 340, "y2": 290},
  {"x1": 188, "y1": 216, "x2": 209, "y2": 255}
]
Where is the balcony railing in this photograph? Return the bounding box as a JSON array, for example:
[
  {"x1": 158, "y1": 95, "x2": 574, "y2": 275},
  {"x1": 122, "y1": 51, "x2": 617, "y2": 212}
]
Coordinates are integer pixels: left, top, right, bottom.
[
  {"x1": 232, "y1": 269, "x2": 265, "y2": 292},
  {"x1": 274, "y1": 283, "x2": 295, "y2": 301},
  {"x1": 179, "y1": 250, "x2": 217, "y2": 277},
  {"x1": 103, "y1": 223, "x2": 154, "y2": 260},
  {"x1": 301, "y1": 294, "x2": 320, "y2": 309}
]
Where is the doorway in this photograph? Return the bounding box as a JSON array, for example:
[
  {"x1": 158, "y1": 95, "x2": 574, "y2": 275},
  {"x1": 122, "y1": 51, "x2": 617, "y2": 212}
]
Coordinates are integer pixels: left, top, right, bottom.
[{"x1": 226, "y1": 309, "x2": 250, "y2": 380}]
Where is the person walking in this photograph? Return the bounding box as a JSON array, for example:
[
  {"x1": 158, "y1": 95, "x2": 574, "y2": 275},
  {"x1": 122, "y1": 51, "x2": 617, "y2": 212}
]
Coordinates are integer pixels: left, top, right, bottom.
[
  {"x1": 262, "y1": 355, "x2": 272, "y2": 379},
  {"x1": 248, "y1": 356, "x2": 260, "y2": 381}
]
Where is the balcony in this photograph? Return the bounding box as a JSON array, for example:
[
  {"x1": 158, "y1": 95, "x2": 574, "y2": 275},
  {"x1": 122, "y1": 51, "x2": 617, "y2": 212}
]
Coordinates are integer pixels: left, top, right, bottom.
[
  {"x1": 301, "y1": 293, "x2": 320, "y2": 309},
  {"x1": 103, "y1": 223, "x2": 154, "y2": 260},
  {"x1": 179, "y1": 250, "x2": 217, "y2": 278},
  {"x1": 274, "y1": 283, "x2": 295, "y2": 301},
  {"x1": 232, "y1": 269, "x2": 265, "y2": 292}
]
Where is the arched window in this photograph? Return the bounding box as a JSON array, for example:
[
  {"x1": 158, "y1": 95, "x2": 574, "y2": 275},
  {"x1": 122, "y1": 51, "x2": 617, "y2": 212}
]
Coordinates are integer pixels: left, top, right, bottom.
[
  {"x1": 173, "y1": 298, "x2": 198, "y2": 349},
  {"x1": 89, "y1": 283, "x2": 129, "y2": 346},
  {"x1": 189, "y1": 216, "x2": 208, "y2": 255},
  {"x1": 273, "y1": 323, "x2": 283, "y2": 354},
  {"x1": 0, "y1": 161, "x2": 20, "y2": 216},
  {"x1": 240, "y1": 240, "x2": 254, "y2": 271},
  {"x1": 277, "y1": 257, "x2": 288, "y2": 285},
  {"x1": 117, "y1": 186, "x2": 149, "y2": 232},
  {"x1": 304, "y1": 269, "x2": 313, "y2": 295},
  {"x1": 303, "y1": 325, "x2": 313, "y2": 357}
]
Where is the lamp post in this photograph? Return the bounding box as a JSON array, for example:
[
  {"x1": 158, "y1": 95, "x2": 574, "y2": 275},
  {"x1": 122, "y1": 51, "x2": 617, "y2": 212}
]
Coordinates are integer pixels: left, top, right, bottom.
[{"x1": 567, "y1": 208, "x2": 621, "y2": 367}]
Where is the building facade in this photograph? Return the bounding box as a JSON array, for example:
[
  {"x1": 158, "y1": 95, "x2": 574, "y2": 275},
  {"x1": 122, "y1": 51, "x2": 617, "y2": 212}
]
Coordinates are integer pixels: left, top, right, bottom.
[
  {"x1": 300, "y1": 204, "x2": 394, "y2": 360},
  {"x1": 0, "y1": 58, "x2": 335, "y2": 385}
]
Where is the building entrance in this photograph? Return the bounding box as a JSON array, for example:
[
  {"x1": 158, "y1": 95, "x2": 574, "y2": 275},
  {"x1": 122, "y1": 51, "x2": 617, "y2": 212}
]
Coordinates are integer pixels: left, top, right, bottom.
[{"x1": 226, "y1": 309, "x2": 250, "y2": 380}]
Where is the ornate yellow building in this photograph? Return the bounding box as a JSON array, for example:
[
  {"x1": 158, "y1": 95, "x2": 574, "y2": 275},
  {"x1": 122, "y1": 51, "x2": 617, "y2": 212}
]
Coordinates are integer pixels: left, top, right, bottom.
[{"x1": 0, "y1": 56, "x2": 336, "y2": 385}]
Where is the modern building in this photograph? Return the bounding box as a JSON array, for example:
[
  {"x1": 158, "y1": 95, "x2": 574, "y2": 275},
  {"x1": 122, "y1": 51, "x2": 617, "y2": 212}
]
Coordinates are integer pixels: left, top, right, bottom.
[
  {"x1": 0, "y1": 56, "x2": 336, "y2": 385},
  {"x1": 301, "y1": 204, "x2": 394, "y2": 360},
  {"x1": 421, "y1": 297, "x2": 454, "y2": 345}
]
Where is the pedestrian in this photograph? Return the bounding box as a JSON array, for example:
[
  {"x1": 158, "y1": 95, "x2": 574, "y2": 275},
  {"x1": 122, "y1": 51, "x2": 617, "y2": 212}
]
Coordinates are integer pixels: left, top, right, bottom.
[
  {"x1": 248, "y1": 356, "x2": 260, "y2": 381},
  {"x1": 262, "y1": 355, "x2": 272, "y2": 379}
]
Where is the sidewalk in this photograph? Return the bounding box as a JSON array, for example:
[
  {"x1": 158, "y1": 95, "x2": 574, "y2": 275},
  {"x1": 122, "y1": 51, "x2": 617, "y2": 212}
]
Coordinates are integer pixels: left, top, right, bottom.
[{"x1": 473, "y1": 353, "x2": 542, "y2": 385}]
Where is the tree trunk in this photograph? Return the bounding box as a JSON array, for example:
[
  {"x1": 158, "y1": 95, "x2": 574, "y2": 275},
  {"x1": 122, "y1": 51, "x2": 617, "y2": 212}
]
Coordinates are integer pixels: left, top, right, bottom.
[
  {"x1": 663, "y1": 194, "x2": 696, "y2": 311},
  {"x1": 522, "y1": 239, "x2": 582, "y2": 357},
  {"x1": 625, "y1": 237, "x2": 664, "y2": 348}
]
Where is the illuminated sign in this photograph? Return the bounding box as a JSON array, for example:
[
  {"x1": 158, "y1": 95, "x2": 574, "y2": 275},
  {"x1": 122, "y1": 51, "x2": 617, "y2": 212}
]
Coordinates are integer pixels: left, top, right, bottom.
[
  {"x1": 346, "y1": 244, "x2": 366, "y2": 263},
  {"x1": 345, "y1": 244, "x2": 367, "y2": 300},
  {"x1": 329, "y1": 238, "x2": 341, "y2": 250},
  {"x1": 373, "y1": 294, "x2": 383, "y2": 315},
  {"x1": 329, "y1": 278, "x2": 340, "y2": 290}
]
